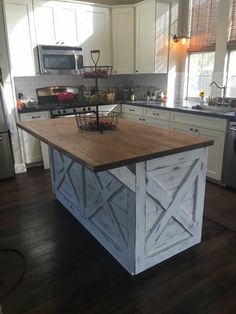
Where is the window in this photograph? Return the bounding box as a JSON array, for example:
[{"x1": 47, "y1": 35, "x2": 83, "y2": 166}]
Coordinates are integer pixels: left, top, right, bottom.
[
  {"x1": 187, "y1": 52, "x2": 215, "y2": 98},
  {"x1": 227, "y1": 51, "x2": 236, "y2": 97},
  {"x1": 226, "y1": 0, "x2": 236, "y2": 97},
  {"x1": 186, "y1": 0, "x2": 220, "y2": 98}
]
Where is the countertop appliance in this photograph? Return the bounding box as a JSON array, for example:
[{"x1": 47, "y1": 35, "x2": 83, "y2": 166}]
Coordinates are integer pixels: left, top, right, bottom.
[
  {"x1": 36, "y1": 86, "x2": 91, "y2": 118},
  {"x1": 223, "y1": 121, "x2": 236, "y2": 189},
  {"x1": 0, "y1": 70, "x2": 15, "y2": 179},
  {"x1": 35, "y1": 45, "x2": 83, "y2": 75}
]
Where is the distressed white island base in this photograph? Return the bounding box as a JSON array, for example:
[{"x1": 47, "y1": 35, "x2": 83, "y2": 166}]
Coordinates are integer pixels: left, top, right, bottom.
[{"x1": 50, "y1": 146, "x2": 208, "y2": 275}]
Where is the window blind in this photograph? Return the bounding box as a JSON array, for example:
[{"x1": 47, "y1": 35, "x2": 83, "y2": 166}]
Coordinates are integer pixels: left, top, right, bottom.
[
  {"x1": 188, "y1": 0, "x2": 220, "y2": 52},
  {"x1": 229, "y1": 0, "x2": 236, "y2": 49}
]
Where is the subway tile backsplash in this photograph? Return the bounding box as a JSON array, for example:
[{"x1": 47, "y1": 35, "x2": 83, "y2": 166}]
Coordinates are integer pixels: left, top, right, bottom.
[{"x1": 14, "y1": 73, "x2": 168, "y2": 99}]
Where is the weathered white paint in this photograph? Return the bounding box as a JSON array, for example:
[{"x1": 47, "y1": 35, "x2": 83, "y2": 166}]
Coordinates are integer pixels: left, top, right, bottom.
[{"x1": 49, "y1": 146, "x2": 208, "y2": 275}]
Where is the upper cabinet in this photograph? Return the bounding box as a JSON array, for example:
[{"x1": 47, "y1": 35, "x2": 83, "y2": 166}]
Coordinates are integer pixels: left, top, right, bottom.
[
  {"x1": 4, "y1": 0, "x2": 170, "y2": 77},
  {"x1": 135, "y1": 0, "x2": 155, "y2": 74},
  {"x1": 33, "y1": 0, "x2": 79, "y2": 45},
  {"x1": 4, "y1": 0, "x2": 36, "y2": 76},
  {"x1": 112, "y1": 7, "x2": 134, "y2": 74},
  {"x1": 155, "y1": 2, "x2": 169, "y2": 73},
  {"x1": 79, "y1": 6, "x2": 111, "y2": 66}
]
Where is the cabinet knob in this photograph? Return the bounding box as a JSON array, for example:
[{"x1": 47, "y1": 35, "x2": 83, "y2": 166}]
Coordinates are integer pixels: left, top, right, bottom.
[
  {"x1": 136, "y1": 70, "x2": 138, "y2": 73},
  {"x1": 114, "y1": 70, "x2": 117, "y2": 73},
  {"x1": 194, "y1": 129, "x2": 198, "y2": 132},
  {"x1": 190, "y1": 128, "x2": 193, "y2": 131}
]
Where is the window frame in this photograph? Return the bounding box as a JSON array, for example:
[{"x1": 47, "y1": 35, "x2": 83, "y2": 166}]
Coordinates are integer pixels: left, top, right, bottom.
[{"x1": 186, "y1": 51, "x2": 215, "y2": 100}]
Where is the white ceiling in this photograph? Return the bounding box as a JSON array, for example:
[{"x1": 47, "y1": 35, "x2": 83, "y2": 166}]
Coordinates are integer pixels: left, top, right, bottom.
[{"x1": 78, "y1": 0, "x2": 141, "y2": 4}]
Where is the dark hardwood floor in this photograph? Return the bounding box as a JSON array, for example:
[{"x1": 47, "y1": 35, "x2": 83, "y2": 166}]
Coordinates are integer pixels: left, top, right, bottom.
[{"x1": 0, "y1": 167, "x2": 236, "y2": 314}]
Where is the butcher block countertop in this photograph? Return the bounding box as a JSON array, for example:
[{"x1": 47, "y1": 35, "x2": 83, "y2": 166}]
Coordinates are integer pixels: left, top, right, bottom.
[{"x1": 17, "y1": 118, "x2": 213, "y2": 172}]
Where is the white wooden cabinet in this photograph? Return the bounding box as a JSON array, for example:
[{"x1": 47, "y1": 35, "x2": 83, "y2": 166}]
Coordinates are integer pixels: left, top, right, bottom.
[
  {"x1": 169, "y1": 112, "x2": 227, "y2": 181},
  {"x1": 79, "y1": 5, "x2": 111, "y2": 66},
  {"x1": 122, "y1": 104, "x2": 170, "y2": 128},
  {"x1": 112, "y1": 7, "x2": 134, "y2": 74},
  {"x1": 19, "y1": 111, "x2": 50, "y2": 167},
  {"x1": 155, "y1": 2, "x2": 170, "y2": 73},
  {"x1": 33, "y1": 0, "x2": 79, "y2": 46},
  {"x1": 135, "y1": 0, "x2": 155, "y2": 74},
  {"x1": 4, "y1": 0, "x2": 36, "y2": 76}
]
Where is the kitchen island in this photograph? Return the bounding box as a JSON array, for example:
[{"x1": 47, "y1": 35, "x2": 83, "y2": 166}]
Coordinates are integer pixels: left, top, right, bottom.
[{"x1": 17, "y1": 118, "x2": 213, "y2": 275}]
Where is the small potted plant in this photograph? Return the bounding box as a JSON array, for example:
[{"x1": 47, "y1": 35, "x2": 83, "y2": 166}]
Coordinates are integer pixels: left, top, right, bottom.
[{"x1": 199, "y1": 90, "x2": 205, "y2": 103}]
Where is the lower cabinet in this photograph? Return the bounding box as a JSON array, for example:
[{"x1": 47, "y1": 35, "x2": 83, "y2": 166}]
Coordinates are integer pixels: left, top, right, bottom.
[
  {"x1": 169, "y1": 120, "x2": 226, "y2": 182},
  {"x1": 19, "y1": 111, "x2": 50, "y2": 168},
  {"x1": 122, "y1": 104, "x2": 170, "y2": 128},
  {"x1": 122, "y1": 105, "x2": 227, "y2": 183}
]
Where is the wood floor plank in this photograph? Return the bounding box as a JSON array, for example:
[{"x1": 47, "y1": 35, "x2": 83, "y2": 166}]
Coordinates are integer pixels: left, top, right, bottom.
[{"x1": 0, "y1": 167, "x2": 236, "y2": 314}]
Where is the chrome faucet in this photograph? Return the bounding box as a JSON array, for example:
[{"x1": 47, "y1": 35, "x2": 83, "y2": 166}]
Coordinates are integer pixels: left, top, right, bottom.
[{"x1": 210, "y1": 81, "x2": 227, "y2": 98}]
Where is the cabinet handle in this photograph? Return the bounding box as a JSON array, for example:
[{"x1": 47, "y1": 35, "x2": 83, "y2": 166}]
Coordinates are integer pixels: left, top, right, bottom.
[
  {"x1": 194, "y1": 129, "x2": 199, "y2": 132},
  {"x1": 61, "y1": 41, "x2": 64, "y2": 45},
  {"x1": 31, "y1": 115, "x2": 41, "y2": 119},
  {"x1": 56, "y1": 41, "x2": 59, "y2": 44},
  {"x1": 0, "y1": 137, "x2": 2, "y2": 141},
  {"x1": 152, "y1": 113, "x2": 159, "y2": 116},
  {"x1": 129, "y1": 109, "x2": 135, "y2": 112}
]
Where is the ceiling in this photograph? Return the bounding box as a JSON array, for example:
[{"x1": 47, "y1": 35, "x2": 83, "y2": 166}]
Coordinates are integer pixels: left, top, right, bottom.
[{"x1": 78, "y1": 0, "x2": 141, "y2": 4}]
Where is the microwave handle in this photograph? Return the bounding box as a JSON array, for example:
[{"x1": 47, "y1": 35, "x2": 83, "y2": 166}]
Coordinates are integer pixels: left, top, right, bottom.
[{"x1": 74, "y1": 51, "x2": 78, "y2": 73}]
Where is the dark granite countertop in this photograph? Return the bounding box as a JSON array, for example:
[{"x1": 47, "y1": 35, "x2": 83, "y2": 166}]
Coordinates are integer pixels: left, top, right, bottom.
[
  {"x1": 17, "y1": 100, "x2": 236, "y2": 121},
  {"x1": 122, "y1": 100, "x2": 236, "y2": 121}
]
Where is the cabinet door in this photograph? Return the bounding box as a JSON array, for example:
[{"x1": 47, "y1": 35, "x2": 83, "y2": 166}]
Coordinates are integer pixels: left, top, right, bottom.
[
  {"x1": 155, "y1": 2, "x2": 169, "y2": 73},
  {"x1": 54, "y1": 2, "x2": 79, "y2": 45},
  {"x1": 33, "y1": 0, "x2": 57, "y2": 45},
  {"x1": 145, "y1": 117, "x2": 169, "y2": 129},
  {"x1": 19, "y1": 111, "x2": 50, "y2": 165},
  {"x1": 79, "y1": 5, "x2": 111, "y2": 66},
  {"x1": 112, "y1": 7, "x2": 134, "y2": 74},
  {"x1": 197, "y1": 127, "x2": 226, "y2": 181},
  {"x1": 135, "y1": 0, "x2": 155, "y2": 73},
  {"x1": 34, "y1": 1, "x2": 79, "y2": 45},
  {"x1": 170, "y1": 121, "x2": 226, "y2": 181},
  {"x1": 5, "y1": 0, "x2": 36, "y2": 76}
]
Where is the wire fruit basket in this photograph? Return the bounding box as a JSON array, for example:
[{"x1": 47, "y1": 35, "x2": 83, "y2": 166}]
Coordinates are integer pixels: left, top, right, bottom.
[
  {"x1": 75, "y1": 111, "x2": 119, "y2": 131},
  {"x1": 80, "y1": 66, "x2": 112, "y2": 79}
]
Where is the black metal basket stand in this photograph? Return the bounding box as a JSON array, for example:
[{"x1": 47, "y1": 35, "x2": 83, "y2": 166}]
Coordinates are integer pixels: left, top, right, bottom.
[{"x1": 78, "y1": 50, "x2": 114, "y2": 132}]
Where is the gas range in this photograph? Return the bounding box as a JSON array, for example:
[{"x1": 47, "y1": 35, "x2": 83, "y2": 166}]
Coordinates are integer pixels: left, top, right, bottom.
[
  {"x1": 37, "y1": 102, "x2": 93, "y2": 118},
  {"x1": 36, "y1": 86, "x2": 91, "y2": 118}
]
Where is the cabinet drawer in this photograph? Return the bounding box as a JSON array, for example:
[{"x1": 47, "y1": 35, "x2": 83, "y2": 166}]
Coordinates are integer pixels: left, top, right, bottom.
[
  {"x1": 20, "y1": 111, "x2": 50, "y2": 122},
  {"x1": 144, "y1": 108, "x2": 169, "y2": 121},
  {"x1": 122, "y1": 105, "x2": 143, "y2": 115},
  {"x1": 170, "y1": 112, "x2": 227, "y2": 131}
]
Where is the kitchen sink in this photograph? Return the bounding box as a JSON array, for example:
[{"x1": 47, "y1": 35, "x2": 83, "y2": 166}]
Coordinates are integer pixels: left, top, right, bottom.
[
  {"x1": 191, "y1": 103, "x2": 236, "y2": 113},
  {"x1": 125, "y1": 100, "x2": 163, "y2": 106}
]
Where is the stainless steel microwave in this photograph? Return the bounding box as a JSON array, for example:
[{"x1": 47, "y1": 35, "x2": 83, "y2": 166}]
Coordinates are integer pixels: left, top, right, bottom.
[{"x1": 35, "y1": 45, "x2": 83, "y2": 75}]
